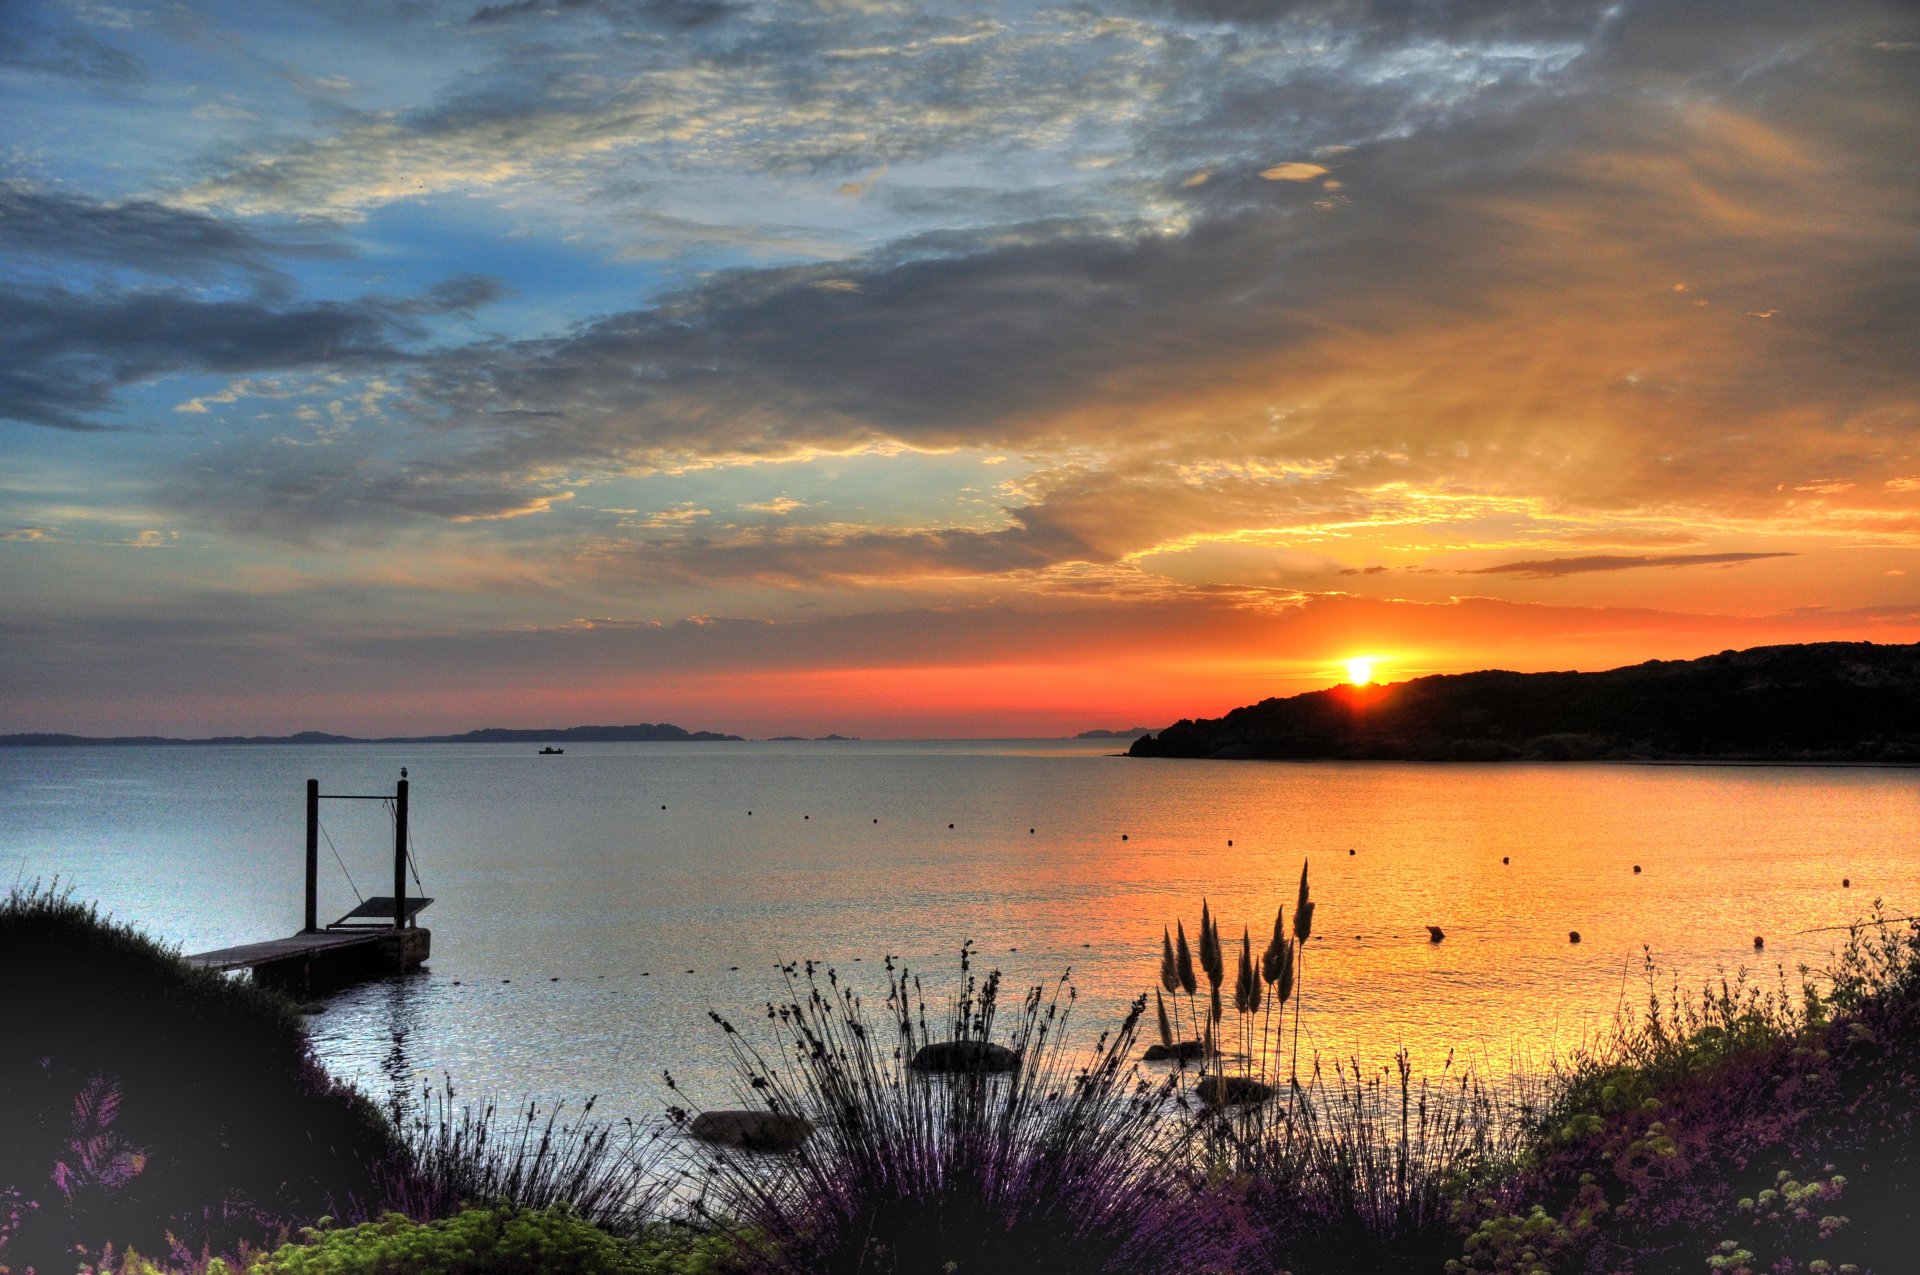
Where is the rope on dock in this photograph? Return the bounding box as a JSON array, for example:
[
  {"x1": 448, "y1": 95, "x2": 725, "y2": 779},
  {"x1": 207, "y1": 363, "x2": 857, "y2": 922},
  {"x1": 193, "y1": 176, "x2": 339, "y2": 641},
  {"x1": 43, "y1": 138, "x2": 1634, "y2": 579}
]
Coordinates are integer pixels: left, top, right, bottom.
[{"x1": 320, "y1": 815, "x2": 364, "y2": 903}]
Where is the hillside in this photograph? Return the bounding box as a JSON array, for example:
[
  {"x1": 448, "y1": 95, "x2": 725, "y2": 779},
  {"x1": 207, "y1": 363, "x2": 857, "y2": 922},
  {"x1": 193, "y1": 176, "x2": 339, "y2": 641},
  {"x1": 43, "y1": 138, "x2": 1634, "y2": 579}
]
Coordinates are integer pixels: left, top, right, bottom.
[
  {"x1": 0, "y1": 723, "x2": 743, "y2": 746},
  {"x1": 1129, "y1": 641, "x2": 1920, "y2": 763}
]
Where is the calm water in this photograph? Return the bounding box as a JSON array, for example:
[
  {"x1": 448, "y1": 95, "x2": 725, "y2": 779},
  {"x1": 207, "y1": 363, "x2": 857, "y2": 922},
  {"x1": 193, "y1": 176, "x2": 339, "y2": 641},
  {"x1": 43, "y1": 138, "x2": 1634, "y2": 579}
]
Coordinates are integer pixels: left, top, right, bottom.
[{"x1": 4, "y1": 742, "x2": 1915, "y2": 1122}]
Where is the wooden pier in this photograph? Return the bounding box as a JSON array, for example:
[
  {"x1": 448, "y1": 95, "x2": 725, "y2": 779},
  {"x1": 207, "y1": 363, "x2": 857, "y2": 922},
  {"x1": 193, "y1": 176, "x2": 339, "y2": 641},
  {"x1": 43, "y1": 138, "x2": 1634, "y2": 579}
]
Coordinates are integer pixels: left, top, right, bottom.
[{"x1": 186, "y1": 777, "x2": 432, "y2": 996}]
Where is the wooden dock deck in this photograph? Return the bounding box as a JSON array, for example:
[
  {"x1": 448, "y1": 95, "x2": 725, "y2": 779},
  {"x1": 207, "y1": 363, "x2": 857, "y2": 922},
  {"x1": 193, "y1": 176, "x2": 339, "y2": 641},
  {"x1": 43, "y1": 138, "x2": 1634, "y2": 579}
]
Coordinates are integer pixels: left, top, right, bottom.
[
  {"x1": 188, "y1": 930, "x2": 388, "y2": 973},
  {"x1": 187, "y1": 917, "x2": 430, "y2": 996}
]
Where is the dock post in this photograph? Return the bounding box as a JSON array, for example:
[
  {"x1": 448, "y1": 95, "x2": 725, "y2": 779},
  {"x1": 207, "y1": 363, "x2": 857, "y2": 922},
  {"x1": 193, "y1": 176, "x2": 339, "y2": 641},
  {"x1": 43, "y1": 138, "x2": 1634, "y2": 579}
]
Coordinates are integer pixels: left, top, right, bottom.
[
  {"x1": 305, "y1": 779, "x2": 319, "y2": 933},
  {"x1": 393, "y1": 777, "x2": 409, "y2": 931}
]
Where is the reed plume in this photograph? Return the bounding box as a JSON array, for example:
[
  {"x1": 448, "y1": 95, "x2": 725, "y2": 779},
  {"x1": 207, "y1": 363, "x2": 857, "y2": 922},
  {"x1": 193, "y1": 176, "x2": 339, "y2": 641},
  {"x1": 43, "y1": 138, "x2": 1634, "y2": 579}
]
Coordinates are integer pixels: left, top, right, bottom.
[
  {"x1": 1235, "y1": 928, "x2": 1261, "y2": 1080},
  {"x1": 1160, "y1": 928, "x2": 1178, "y2": 996},
  {"x1": 1199, "y1": 900, "x2": 1224, "y2": 991},
  {"x1": 1174, "y1": 921, "x2": 1197, "y2": 996},
  {"x1": 1235, "y1": 929, "x2": 1259, "y2": 1016},
  {"x1": 1289, "y1": 859, "x2": 1313, "y2": 1125},
  {"x1": 1155, "y1": 989, "x2": 1174, "y2": 1049},
  {"x1": 1261, "y1": 907, "x2": 1287, "y2": 984}
]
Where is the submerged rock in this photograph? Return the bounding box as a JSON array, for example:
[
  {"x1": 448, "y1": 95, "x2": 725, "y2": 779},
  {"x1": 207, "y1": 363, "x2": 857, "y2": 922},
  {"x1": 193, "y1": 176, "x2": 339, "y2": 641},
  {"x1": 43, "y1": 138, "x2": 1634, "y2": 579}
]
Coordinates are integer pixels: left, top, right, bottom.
[
  {"x1": 909, "y1": 1040, "x2": 1022, "y2": 1074},
  {"x1": 688, "y1": 1109, "x2": 813, "y2": 1152},
  {"x1": 1143, "y1": 1039, "x2": 1205, "y2": 1062},
  {"x1": 1196, "y1": 1075, "x2": 1274, "y2": 1107}
]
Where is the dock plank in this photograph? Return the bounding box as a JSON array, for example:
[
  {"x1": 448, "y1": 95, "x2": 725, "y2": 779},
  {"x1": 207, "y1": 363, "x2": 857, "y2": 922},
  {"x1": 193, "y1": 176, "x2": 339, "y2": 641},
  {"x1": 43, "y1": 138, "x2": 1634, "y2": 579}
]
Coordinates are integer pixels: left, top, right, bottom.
[{"x1": 187, "y1": 931, "x2": 384, "y2": 972}]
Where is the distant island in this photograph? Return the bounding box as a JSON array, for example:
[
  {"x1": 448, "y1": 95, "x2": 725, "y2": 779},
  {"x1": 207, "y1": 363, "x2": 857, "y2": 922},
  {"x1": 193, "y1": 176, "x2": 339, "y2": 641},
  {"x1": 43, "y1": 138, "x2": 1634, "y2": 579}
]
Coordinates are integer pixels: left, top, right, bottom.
[
  {"x1": 764, "y1": 734, "x2": 859, "y2": 741},
  {"x1": 0, "y1": 723, "x2": 744, "y2": 747},
  {"x1": 1073, "y1": 727, "x2": 1155, "y2": 739},
  {"x1": 1130, "y1": 641, "x2": 1920, "y2": 763}
]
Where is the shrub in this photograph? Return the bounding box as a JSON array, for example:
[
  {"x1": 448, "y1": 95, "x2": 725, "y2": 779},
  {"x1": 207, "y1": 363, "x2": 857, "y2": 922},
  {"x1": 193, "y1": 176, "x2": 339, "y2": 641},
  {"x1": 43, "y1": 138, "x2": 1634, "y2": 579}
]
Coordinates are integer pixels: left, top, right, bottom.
[
  {"x1": 64, "y1": 1207, "x2": 737, "y2": 1275},
  {"x1": 0, "y1": 883, "x2": 399, "y2": 1269}
]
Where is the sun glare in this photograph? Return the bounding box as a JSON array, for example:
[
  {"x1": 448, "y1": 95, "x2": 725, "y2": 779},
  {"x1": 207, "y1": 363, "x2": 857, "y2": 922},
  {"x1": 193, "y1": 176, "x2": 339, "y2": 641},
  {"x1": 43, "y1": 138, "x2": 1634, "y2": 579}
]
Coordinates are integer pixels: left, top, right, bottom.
[{"x1": 1345, "y1": 656, "x2": 1376, "y2": 686}]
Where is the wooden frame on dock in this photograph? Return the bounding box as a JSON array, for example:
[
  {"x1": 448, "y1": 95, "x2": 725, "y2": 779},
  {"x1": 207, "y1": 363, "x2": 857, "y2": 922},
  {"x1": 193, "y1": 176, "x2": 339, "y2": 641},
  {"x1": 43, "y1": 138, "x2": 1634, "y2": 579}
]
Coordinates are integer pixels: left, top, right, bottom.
[{"x1": 188, "y1": 775, "x2": 432, "y2": 996}]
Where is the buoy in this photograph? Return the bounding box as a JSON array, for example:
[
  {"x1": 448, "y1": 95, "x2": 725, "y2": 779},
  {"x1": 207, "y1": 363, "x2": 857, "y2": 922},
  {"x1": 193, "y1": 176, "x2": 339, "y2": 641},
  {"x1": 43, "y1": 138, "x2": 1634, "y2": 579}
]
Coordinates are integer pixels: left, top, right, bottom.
[
  {"x1": 729, "y1": 965, "x2": 739, "y2": 971},
  {"x1": 1569, "y1": 931, "x2": 1581, "y2": 944},
  {"x1": 1122, "y1": 834, "x2": 1129, "y2": 841},
  {"x1": 1030, "y1": 828, "x2": 1035, "y2": 834},
  {"x1": 948, "y1": 822, "x2": 955, "y2": 829},
  {"x1": 873, "y1": 818, "x2": 879, "y2": 823},
  {"x1": 1348, "y1": 848, "x2": 1355, "y2": 855},
  {"x1": 661, "y1": 804, "x2": 666, "y2": 810},
  {"x1": 1427, "y1": 925, "x2": 1445, "y2": 943},
  {"x1": 1502, "y1": 856, "x2": 1510, "y2": 864},
  {"x1": 804, "y1": 815, "x2": 809, "y2": 819},
  {"x1": 1843, "y1": 878, "x2": 1851, "y2": 888},
  {"x1": 550, "y1": 976, "x2": 559, "y2": 982},
  {"x1": 1227, "y1": 839, "x2": 1234, "y2": 846},
  {"x1": 1754, "y1": 936, "x2": 1765, "y2": 950},
  {"x1": 1633, "y1": 865, "x2": 1641, "y2": 874},
  {"x1": 642, "y1": 972, "x2": 650, "y2": 976}
]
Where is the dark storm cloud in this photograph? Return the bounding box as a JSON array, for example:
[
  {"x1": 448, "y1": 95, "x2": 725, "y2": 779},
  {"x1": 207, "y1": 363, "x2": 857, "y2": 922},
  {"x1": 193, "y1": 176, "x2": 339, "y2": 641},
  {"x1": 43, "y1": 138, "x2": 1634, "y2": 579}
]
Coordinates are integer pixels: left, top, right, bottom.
[
  {"x1": 1468, "y1": 553, "x2": 1799, "y2": 579},
  {"x1": 0, "y1": 181, "x2": 343, "y2": 288},
  {"x1": 0, "y1": 12, "x2": 142, "y2": 82},
  {"x1": 1140, "y1": 0, "x2": 1608, "y2": 35},
  {"x1": 0, "y1": 286, "x2": 407, "y2": 431},
  {"x1": 468, "y1": 0, "x2": 741, "y2": 28}
]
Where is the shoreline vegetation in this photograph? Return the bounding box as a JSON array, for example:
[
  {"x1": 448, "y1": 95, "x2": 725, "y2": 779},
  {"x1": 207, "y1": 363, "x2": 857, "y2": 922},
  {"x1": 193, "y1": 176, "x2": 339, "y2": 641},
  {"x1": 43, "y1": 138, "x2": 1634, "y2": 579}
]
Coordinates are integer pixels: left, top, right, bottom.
[
  {"x1": 7, "y1": 873, "x2": 1919, "y2": 1274},
  {"x1": 1130, "y1": 641, "x2": 1920, "y2": 765}
]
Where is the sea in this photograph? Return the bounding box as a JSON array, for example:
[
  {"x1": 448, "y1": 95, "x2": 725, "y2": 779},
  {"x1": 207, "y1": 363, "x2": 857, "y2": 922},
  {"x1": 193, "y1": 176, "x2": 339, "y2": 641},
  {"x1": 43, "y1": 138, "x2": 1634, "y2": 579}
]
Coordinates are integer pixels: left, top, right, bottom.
[{"x1": 4, "y1": 741, "x2": 1915, "y2": 1125}]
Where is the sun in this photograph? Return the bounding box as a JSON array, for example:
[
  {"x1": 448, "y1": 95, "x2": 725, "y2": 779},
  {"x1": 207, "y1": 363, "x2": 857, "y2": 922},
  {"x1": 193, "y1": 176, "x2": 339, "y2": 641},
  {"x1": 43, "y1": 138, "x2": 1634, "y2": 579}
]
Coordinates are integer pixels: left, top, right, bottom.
[{"x1": 1345, "y1": 656, "x2": 1377, "y2": 686}]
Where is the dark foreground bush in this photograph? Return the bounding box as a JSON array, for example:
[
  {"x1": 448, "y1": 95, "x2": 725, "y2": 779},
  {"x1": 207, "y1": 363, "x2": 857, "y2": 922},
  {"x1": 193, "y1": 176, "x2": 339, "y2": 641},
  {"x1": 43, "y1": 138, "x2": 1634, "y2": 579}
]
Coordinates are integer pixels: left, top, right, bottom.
[{"x1": 0, "y1": 884, "x2": 399, "y2": 1270}]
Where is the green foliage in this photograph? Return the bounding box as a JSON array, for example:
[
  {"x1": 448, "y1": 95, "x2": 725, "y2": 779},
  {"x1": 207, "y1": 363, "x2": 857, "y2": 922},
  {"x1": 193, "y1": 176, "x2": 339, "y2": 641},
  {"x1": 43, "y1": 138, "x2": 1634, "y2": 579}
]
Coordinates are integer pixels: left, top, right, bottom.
[
  {"x1": 67, "y1": 1209, "x2": 739, "y2": 1275},
  {"x1": 249, "y1": 1208, "x2": 734, "y2": 1275}
]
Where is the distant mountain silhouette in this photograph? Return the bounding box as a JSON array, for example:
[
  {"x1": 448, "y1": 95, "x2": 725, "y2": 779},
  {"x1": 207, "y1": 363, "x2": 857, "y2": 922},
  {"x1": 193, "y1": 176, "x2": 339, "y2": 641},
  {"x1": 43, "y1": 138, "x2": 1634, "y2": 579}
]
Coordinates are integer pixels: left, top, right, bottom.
[
  {"x1": 1129, "y1": 642, "x2": 1920, "y2": 763},
  {"x1": 1074, "y1": 727, "x2": 1155, "y2": 739},
  {"x1": 0, "y1": 723, "x2": 743, "y2": 747}
]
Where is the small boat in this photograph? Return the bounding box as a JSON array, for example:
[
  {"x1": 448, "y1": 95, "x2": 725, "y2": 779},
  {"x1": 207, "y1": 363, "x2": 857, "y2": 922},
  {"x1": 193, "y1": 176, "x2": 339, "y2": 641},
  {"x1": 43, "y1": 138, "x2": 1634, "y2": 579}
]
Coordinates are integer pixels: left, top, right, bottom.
[{"x1": 538, "y1": 746, "x2": 564, "y2": 755}]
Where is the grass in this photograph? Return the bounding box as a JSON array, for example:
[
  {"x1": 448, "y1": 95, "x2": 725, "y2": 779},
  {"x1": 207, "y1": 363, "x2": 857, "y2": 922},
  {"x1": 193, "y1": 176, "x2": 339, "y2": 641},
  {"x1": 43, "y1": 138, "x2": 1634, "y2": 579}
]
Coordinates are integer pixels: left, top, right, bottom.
[
  {"x1": 377, "y1": 1080, "x2": 679, "y2": 1240},
  {"x1": 673, "y1": 944, "x2": 1234, "y2": 1274}
]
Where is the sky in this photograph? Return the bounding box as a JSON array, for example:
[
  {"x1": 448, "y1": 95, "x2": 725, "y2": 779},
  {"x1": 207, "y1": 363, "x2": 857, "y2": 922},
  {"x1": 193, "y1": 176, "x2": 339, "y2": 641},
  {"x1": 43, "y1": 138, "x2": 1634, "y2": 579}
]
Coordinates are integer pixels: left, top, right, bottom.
[{"x1": 2, "y1": 0, "x2": 1917, "y2": 738}]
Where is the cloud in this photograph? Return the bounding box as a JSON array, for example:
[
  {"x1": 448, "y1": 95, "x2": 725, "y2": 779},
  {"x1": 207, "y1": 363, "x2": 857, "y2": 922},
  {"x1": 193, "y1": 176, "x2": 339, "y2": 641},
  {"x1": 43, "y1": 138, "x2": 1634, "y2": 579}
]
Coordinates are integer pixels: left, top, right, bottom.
[
  {"x1": 1259, "y1": 162, "x2": 1329, "y2": 181},
  {"x1": 0, "y1": 13, "x2": 142, "y2": 82},
  {"x1": 467, "y1": 0, "x2": 741, "y2": 28},
  {"x1": 1467, "y1": 552, "x2": 1798, "y2": 578},
  {"x1": 0, "y1": 286, "x2": 407, "y2": 430},
  {"x1": 0, "y1": 181, "x2": 344, "y2": 288}
]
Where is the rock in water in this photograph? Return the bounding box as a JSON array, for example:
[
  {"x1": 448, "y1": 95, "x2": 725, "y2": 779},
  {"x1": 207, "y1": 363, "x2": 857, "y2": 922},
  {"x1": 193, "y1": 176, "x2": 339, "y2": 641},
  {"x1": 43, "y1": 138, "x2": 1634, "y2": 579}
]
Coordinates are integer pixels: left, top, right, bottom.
[
  {"x1": 688, "y1": 1110, "x2": 813, "y2": 1152},
  {"x1": 1196, "y1": 1075, "x2": 1274, "y2": 1107},
  {"x1": 1143, "y1": 1039, "x2": 1205, "y2": 1062},
  {"x1": 1427, "y1": 925, "x2": 1445, "y2": 943},
  {"x1": 909, "y1": 1040, "x2": 1022, "y2": 1074}
]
